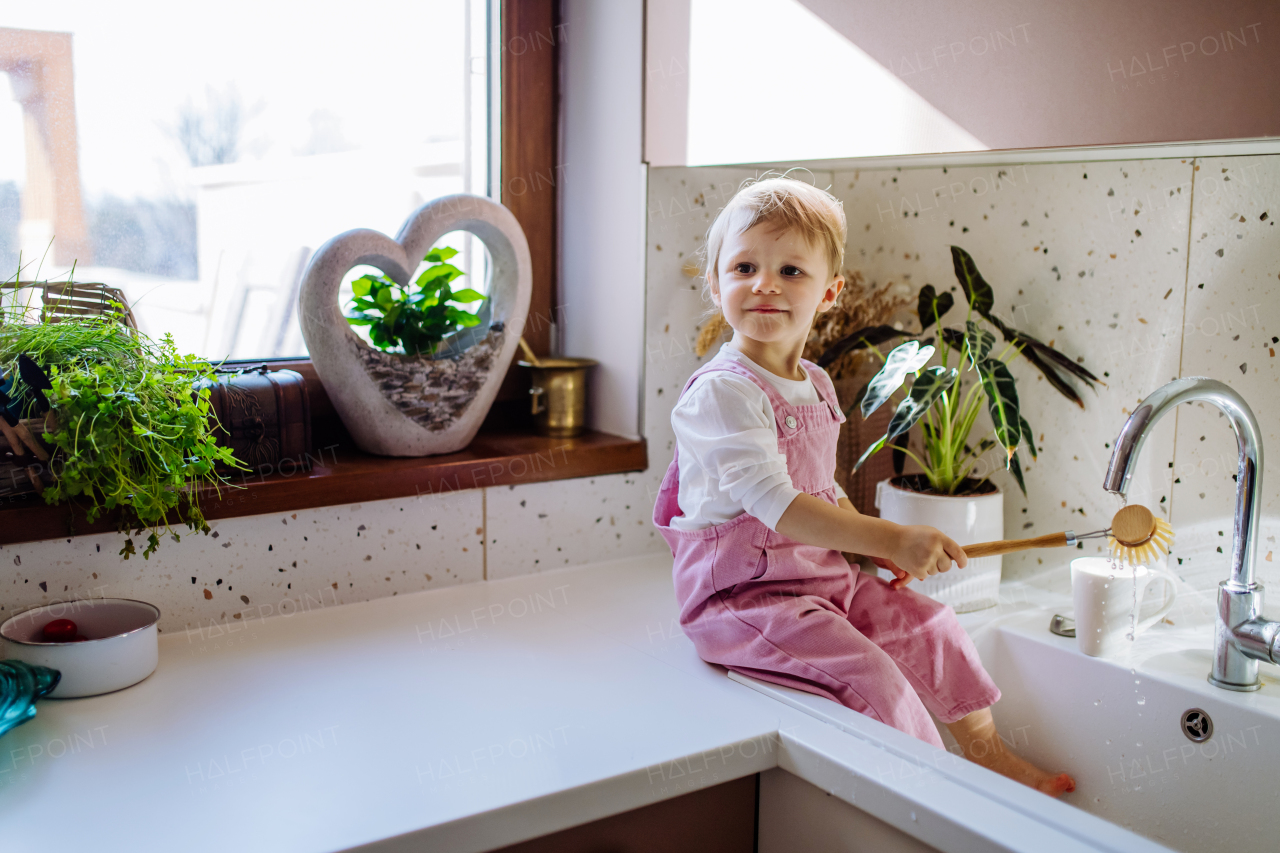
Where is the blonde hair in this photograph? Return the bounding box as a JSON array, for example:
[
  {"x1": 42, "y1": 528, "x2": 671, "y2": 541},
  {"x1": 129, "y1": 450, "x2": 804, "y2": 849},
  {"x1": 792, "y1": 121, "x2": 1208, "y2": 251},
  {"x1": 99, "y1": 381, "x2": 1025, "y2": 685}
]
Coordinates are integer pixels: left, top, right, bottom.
[{"x1": 695, "y1": 175, "x2": 847, "y2": 356}]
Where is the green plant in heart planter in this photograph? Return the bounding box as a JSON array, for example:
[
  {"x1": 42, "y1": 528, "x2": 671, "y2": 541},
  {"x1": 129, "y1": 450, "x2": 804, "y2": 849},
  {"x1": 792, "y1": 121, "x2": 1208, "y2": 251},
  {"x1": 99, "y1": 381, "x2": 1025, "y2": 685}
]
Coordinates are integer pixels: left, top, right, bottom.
[
  {"x1": 344, "y1": 246, "x2": 489, "y2": 356},
  {"x1": 816, "y1": 246, "x2": 1100, "y2": 611}
]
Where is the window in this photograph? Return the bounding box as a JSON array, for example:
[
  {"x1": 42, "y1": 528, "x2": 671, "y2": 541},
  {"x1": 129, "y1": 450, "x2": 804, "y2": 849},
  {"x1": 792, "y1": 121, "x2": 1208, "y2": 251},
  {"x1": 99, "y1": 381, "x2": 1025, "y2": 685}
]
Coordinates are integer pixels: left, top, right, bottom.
[{"x1": 0, "y1": 1, "x2": 491, "y2": 359}]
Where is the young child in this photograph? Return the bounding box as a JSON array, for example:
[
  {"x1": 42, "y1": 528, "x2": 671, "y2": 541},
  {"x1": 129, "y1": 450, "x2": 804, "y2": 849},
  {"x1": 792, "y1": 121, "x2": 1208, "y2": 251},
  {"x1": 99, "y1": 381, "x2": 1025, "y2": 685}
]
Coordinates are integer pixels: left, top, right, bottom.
[{"x1": 652, "y1": 177, "x2": 1075, "y2": 797}]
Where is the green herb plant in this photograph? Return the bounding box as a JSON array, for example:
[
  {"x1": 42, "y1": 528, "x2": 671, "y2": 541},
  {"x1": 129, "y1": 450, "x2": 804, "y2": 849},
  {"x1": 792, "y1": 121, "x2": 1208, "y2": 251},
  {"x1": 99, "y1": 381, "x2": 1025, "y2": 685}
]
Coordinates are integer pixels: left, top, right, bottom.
[
  {"x1": 817, "y1": 246, "x2": 1101, "y2": 497},
  {"x1": 0, "y1": 305, "x2": 244, "y2": 559},
  {"x1": 344, "y1": 246, "x2": 487, "y2": 355}
]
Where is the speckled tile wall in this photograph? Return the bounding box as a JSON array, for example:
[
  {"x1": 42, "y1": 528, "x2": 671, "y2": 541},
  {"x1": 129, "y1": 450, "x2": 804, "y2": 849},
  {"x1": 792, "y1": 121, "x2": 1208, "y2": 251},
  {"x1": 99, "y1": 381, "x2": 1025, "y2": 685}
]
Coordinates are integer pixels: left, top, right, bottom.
[
  {"x1": 485, "y1": 474, "x2": 661, "y2": 580},
  {"x1": 1, "y1": 490, "x2": 485, "y2": 634},
  {"x1": 1169, "y1": 156, "x2": 1280, "y2": 598}
]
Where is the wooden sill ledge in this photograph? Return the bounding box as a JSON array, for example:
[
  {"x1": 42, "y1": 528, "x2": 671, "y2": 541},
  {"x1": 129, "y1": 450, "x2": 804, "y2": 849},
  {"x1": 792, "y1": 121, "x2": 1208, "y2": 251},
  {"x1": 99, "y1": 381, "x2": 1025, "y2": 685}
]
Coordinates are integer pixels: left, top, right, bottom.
[{"x1": 0, "y1": 430, "x2": 648, "y2": 548}]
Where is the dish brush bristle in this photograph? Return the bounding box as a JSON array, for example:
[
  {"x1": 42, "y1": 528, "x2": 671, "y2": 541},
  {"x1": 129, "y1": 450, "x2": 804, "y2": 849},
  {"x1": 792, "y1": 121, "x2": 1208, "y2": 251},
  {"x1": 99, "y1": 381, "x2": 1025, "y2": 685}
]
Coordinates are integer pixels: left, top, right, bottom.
[{"x1": 1107, "y1": 517, "x2": 1176, "y2": 567}]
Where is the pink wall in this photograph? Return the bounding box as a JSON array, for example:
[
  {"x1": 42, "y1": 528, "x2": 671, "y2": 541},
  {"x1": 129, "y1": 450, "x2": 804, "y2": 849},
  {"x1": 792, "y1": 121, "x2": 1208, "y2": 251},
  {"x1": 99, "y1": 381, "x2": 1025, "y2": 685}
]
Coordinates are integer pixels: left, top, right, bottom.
[{"x1": 798, "y1": 0, "x2": 1280, "y2": 150}]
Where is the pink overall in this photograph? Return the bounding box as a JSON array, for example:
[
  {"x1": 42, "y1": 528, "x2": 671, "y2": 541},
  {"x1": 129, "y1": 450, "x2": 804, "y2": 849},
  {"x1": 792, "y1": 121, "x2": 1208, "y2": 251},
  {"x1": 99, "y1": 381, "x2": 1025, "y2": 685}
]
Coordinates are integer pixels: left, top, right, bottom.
[{"x1": 653, "y1": 359, "x2": 1000, "y2": 749}]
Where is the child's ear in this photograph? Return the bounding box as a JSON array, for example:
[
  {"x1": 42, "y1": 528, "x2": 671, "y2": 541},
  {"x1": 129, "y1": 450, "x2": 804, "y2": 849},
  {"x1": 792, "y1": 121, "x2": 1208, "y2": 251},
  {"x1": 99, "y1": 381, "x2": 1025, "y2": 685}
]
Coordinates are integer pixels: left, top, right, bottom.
[
  {"x1": 707, "y1": 272, "x2": 721, "y2": 306},
  {"x1": 817, "y1": 273, "x2": 844, "y2": 313}
]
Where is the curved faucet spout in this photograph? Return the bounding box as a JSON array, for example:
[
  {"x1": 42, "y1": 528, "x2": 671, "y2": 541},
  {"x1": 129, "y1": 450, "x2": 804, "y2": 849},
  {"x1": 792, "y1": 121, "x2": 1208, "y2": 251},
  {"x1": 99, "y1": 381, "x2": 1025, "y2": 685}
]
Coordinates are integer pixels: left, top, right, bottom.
[{"x1": 1103, "y1": 376, "x2": 1263, "y2": 590}]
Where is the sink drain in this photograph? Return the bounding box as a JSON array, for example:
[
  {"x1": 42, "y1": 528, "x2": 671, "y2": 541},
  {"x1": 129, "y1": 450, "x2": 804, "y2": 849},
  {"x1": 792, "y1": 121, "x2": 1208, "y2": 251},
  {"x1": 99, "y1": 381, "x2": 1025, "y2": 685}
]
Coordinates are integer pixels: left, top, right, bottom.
[{"x1": 1181, "y1": 708, "x2": 1213, "y2": 742}]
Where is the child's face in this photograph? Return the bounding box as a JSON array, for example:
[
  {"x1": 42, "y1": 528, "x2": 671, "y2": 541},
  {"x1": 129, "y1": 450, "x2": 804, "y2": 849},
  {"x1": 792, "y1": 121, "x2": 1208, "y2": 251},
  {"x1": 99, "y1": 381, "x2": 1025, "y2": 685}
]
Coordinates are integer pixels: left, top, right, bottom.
[{"x1": 710, "y1": 219, "x2": 843, "y2": 348}]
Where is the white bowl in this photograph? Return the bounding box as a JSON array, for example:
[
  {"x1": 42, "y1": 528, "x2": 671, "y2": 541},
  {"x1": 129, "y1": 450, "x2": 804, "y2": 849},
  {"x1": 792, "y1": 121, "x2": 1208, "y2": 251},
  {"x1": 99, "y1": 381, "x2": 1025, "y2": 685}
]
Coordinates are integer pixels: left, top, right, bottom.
[{"x1": 1, "y1": 598, "x2": 160, "y2": 698}]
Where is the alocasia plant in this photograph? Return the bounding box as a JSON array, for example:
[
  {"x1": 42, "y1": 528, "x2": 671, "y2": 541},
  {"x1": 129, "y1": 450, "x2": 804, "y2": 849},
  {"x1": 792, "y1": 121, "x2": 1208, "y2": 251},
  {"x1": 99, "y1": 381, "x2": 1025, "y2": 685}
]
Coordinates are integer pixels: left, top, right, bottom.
[{"x1": 819, "y1": 246, "x2": 1100, "y2": 496}]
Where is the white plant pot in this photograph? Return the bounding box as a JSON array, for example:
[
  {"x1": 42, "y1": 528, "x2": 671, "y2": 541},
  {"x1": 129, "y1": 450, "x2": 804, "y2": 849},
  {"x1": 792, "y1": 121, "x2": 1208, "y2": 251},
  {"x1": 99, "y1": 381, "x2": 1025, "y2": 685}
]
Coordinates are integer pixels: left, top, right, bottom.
[{"x1": 874, "y1": 476, "x2": 1003, "y2": 612}]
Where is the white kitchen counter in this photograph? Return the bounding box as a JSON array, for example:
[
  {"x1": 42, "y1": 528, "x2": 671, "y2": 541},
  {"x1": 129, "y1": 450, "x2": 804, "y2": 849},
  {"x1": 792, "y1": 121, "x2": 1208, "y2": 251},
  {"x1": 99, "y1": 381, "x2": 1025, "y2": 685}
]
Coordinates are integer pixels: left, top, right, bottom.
[{"x1": 0, "y1": 554, "x2": 1167, "y2": 853}]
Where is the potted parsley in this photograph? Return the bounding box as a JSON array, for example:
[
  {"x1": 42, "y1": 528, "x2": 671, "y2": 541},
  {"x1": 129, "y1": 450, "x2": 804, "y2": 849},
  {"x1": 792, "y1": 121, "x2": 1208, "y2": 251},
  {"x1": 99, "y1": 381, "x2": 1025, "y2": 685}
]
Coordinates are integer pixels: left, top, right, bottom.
[{"x1": 0, "y1": 307, "x2": 243, "y2": 559}]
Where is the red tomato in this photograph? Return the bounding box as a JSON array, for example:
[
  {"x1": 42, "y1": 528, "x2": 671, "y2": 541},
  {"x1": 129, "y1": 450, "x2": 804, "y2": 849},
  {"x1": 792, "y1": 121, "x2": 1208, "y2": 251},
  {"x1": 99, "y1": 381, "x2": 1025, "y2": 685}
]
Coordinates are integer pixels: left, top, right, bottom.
[{"x1": 41, "y1": 618, "x2": 78, "y2": 642}]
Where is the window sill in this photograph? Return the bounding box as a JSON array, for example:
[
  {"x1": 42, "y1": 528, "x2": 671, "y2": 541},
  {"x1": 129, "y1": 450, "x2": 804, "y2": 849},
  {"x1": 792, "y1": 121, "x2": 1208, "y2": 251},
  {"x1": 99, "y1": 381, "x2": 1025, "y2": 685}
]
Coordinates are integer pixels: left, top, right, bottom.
[
  {"x1": 0, "y1": 429, "x2": 647, "y2": 547},
  {"x1": 0, "y1": 356, "x2": 646, "y2": 547}
]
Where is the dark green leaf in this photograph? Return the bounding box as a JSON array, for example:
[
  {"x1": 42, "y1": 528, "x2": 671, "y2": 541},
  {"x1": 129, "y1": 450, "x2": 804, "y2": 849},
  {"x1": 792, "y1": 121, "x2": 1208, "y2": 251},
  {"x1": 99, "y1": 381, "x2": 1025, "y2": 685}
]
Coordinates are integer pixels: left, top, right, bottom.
[
  {"x1": 1008, "y1": 451, "x2": 1027, "y2": 496},
  {"x1": 937, "y1": 326, "x2": 965, "y2": 349},
  {"x1": 963, "y1": 320, "x2": 994, "y2": 370},
  {"x1": 950, "y1": 245, "x2": 995, "y2": 317},
  {"x1": 885, "y1": 366, "x2": 957, "y2": 443},
  {"x1": 1019, "y1": 414, "x2": 1037, "y2": 460},
  {"x1": 891, "y1": 431, "x2": 909, "y2": 475},
  {"x1": 977, "y1": 357, "x2": 1021, "y2": 457},
  {"x1": 1004, "y1": 325, "x2": 1099, "y2": 388},
  {"x1": 853, "y1": 435, "x2": 887, "y2": 473},
  {"x1": 815, "y1": 325, "x2": 910, "y2": 369},
  {"x1": 860, "y1": 340, "x2": 935, "y2": 419},
  {"x1": 1018, "y1": 345, "x2": 1085, "y2": 408},
  {"x1": 444, "y1": 307, "x2": 481, "y2": 327},
  {"x1": 916, "y1": 284, "x2": 954, "y2": 332},
  {"x1": 856, "y1": 367, "x2": 957, "y2": 473}
]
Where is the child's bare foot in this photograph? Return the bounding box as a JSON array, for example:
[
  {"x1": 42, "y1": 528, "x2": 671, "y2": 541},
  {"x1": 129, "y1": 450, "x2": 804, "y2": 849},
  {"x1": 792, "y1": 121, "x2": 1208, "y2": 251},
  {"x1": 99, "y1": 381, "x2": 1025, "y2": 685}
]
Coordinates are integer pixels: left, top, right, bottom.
[{"x1": 944, "y1": 709, "x2": 1076, "y2": 798}]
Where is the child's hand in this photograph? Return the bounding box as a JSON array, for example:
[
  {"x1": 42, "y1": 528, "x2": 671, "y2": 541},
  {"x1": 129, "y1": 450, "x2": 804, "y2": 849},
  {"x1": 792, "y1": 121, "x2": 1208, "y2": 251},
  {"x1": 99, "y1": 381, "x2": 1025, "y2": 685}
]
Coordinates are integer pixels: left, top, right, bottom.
[
  {"x1": 883, "y1": 526, "x2": 967, "y2": 590},
  {"x1": 868, "y1": 555, "x2": 912, "y2": 589}
]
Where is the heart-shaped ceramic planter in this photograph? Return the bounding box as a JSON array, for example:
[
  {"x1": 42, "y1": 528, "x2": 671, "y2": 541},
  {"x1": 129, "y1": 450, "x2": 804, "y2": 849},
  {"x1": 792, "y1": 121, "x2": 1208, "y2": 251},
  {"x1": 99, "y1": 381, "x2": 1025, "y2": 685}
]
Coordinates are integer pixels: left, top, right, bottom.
[{"x1": 299, "y1": 194, "x2": 531, "y2": 456}]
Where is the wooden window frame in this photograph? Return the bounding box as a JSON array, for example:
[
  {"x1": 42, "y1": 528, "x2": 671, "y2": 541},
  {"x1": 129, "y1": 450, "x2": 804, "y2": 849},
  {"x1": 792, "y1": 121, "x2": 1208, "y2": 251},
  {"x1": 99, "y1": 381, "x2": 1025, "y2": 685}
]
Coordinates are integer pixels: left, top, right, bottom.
[{"x1": 0, "y1": 0, "x2": 646, "y2": 546}]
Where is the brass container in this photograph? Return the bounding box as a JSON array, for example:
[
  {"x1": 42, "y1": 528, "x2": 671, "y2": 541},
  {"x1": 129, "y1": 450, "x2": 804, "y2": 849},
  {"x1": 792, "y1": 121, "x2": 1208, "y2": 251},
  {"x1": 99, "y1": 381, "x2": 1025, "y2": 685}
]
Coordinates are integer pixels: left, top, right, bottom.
[{"x1": 519, "y1": 357, "x2": 598, "y2": 437}]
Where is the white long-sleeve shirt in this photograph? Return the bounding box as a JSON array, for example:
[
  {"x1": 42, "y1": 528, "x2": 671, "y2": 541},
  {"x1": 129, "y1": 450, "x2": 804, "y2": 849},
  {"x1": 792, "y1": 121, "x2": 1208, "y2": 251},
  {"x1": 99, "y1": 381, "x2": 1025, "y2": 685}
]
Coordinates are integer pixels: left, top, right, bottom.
[{"x1": 669, "y1": 344, "x2": 847, "y2": 532}]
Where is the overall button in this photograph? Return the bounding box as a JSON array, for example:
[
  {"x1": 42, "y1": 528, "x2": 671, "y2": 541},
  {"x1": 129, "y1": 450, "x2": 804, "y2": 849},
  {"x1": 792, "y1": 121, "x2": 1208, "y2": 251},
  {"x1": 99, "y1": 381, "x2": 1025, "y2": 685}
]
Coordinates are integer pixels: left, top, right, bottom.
[{"x1": 784, "y1": 415, "x2": 797, "y2": 429}]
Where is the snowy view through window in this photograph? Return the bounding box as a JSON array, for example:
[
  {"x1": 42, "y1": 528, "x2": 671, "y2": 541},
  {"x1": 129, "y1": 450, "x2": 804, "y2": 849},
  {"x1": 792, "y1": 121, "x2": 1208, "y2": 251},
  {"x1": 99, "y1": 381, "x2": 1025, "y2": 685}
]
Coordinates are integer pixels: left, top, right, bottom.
[{"x1": 0, "y1": 1, "x2": 489, "y2": 359}]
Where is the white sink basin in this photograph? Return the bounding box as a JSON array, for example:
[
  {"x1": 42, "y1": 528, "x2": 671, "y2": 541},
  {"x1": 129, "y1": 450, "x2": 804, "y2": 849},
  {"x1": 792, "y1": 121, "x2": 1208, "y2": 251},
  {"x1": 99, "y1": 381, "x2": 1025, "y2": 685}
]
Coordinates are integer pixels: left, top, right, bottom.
[{"x1": 974, "y1": 607, "x2": 1280, "y2": 853}]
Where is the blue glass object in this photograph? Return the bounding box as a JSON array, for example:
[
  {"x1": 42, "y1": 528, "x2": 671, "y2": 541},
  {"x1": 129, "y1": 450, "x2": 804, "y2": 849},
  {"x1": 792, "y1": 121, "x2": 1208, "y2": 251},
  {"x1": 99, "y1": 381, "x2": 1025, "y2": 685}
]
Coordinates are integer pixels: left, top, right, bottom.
[{"x1": 0, "y1": 660, "x2": 61, "y2": 738}]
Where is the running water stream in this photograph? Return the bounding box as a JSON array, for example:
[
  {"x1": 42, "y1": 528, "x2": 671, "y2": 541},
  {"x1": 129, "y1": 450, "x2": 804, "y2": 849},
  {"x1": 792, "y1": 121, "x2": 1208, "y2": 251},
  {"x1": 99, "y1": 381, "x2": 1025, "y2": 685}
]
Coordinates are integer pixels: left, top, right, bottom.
[{"x1": 1109, "y1": 493, "x2": 1141, "y2": 642}]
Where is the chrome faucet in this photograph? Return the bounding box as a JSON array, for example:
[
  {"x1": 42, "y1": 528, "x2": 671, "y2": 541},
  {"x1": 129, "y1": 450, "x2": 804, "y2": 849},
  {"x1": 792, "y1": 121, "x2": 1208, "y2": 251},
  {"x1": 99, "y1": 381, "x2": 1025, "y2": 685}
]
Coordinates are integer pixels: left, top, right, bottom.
[{"x1": 1104, "y1": 376, "x2": 1280, "y2": 691}]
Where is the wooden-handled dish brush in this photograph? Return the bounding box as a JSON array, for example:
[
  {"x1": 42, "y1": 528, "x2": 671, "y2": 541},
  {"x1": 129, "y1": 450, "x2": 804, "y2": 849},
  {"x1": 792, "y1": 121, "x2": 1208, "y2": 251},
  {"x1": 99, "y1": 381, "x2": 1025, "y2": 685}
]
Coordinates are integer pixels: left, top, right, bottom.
[{"x1": 888, "y1": 505, "x2": 1174, "y2": 590}]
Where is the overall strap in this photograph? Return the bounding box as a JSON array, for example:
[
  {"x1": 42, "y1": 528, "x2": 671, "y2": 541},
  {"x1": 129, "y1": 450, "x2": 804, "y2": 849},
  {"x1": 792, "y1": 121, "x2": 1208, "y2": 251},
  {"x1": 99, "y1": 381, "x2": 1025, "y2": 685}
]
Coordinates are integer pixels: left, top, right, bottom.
[
  {"x1": 677, "y1": 358, "x2": 791, "y2": 416},
  {"x1": 798, "y1": 359, "x2": 846, "y2": 421}
]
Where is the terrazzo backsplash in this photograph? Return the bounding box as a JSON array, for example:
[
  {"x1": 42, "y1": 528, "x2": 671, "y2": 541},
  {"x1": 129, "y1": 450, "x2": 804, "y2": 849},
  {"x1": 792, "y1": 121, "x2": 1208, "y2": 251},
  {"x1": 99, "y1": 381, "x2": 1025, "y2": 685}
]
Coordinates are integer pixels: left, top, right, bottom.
[{"x1": 5, "y1": 148, "x2": 1279, "y2": 632}]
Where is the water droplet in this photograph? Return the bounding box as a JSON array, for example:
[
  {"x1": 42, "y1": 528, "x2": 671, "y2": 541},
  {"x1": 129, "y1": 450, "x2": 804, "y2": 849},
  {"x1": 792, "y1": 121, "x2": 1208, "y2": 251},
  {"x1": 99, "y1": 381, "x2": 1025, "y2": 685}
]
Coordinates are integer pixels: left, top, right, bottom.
[
  {"x1": 1105, "y1": 738, "x2": 1112, "y2": 744},
  {"x1": 1137, "y1": 696, "x2": 1146, "y2": 705},
  {"x1": 1094, "y1": 700, "x2": 1100, "y2": 706},
  {"x1": 910, "y1": 811, "x2": 917, "y2": 822}
]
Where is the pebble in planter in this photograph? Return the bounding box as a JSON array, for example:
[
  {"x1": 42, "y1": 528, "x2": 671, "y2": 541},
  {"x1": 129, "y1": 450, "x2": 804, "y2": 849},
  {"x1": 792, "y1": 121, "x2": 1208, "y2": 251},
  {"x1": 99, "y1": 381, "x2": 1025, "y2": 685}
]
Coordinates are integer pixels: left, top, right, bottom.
[{"x1": 299, "y1": 194, "x2": 532, "y2": 456}]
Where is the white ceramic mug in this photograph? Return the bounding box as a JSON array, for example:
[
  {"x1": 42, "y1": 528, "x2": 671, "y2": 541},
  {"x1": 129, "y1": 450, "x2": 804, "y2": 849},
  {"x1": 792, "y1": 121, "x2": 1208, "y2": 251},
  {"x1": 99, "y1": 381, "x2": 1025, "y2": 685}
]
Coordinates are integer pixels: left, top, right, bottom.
[{"x1": 1071, "y1": 557, "x2": 1178, "y2": 657}]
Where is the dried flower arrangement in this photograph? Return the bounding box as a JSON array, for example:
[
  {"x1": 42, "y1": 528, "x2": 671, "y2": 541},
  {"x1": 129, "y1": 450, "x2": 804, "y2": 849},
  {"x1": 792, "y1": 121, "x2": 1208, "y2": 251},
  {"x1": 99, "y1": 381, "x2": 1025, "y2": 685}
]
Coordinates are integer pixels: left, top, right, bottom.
[{"x1": 802, "y1": 271, "x2": 913, "y2": 378}]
